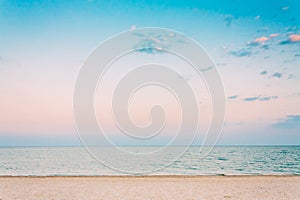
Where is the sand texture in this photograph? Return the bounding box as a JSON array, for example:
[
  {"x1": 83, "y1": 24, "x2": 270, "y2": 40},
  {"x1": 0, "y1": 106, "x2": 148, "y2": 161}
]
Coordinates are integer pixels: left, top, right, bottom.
[{"x1": 0, "y1": 176, "x2": 299, "y2": 200}]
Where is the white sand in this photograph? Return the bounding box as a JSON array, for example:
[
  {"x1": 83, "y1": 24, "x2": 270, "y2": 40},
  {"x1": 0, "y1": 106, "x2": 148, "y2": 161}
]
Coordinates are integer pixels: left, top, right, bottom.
[{"x1": 0, "y1": 176, "x2": 299, "y2": 200}]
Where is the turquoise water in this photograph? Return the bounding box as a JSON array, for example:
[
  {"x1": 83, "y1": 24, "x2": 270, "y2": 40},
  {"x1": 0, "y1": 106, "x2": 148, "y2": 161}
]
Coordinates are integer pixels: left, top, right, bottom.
[{"x1": 0, "y1": 146, "x2": 299, "y2": 176}]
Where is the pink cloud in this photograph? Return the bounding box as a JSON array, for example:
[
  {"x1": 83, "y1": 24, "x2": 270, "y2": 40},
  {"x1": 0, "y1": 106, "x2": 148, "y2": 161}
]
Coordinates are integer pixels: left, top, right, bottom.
[
  {"x1": 288, "y1": 34, "x2": 300, "y2": 43},
  {"x1": 253, "y1": 36, "x2": 269, "y2": 43},
  {"x1": 269, "y1": 33, "x2": 279, "y2": 38}
]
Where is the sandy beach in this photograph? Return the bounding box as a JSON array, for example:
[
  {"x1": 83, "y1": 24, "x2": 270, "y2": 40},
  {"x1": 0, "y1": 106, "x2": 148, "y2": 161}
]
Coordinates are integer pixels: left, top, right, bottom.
[{"x1": 0, "y1": 176, "x2": 299, "y2": 200}]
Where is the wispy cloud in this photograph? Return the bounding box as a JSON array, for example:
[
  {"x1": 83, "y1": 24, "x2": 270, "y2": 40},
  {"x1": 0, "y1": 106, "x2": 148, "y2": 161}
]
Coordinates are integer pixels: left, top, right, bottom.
[
  {"x1": 272, "y1": 115, "x2": 300, "y2": 129},
  {"x1": 287, "y1": 74, "x2": 296, "y2": 79},
  {"x1": 224, "y1": 15, "x2": 235, "y2": 27},
  {"x1": 253, "y1": 36, "x2": 269, "y2": 43},
  {"x1": 228, "y1": 33, "x2": 283, "y2": 58},
  {"x1": 133, "y1": 31, "x2": 186, "y2": 54},
  {"x1": 259, "y1": 96, "x2": 278, "y2": 101},
  {"x1": 134, "y1": 38, "x2": 166, "y2": 54},
  {"x1": 135, "y1": 47, "x2": 164, "y2": 54},
  {"x1": 289, "y1": 34, "x2": 300, "y2": 43},
  {"x1": 254, "y1": 15, "x2": 260, "y2": 20},
  {"x1": 229, "y1": 49, "x2": 253, "y2": 57},
  {"x1": 279, "y1": 40, "x2": 291, "y2": 45},
  {"x1": 200, "y1": 65, "x2": 214, "y2": 72},
  {"x1": 243, "y1": 96, "x2": 278, "y2": 102},
  {"x1": 260, "y1": 70, "x2": 267, "y2": 75},
  {"x1": 272, "y1": 72, "x2": 282, "y2": 78},
  {"x1": 233, "y1": 31, "x2": 300, "y2": 62},
  {"x1": 248, "y1": 34, "x2": 279, "y2": 48},
  {"x1": 279, "y1": 34, "x2": 300, "y2": 45},
  {"x1": 230, "y1": 33, "x2": 281, "y2": 58},
  {"x1": 228, "y1": 95, "x2": 238, "y2": 99},
  {"x1": 269, "y1": 33, "x2": 279, "y2": 38},
  {"x1": 244, "y1": 97, "x2": 260, "y2": 102}
]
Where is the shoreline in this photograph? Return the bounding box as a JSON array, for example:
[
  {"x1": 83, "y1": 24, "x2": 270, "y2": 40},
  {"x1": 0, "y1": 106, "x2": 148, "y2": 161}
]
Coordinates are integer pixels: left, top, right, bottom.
[{"x1": 1, "y1": 174, "x2": 300, "y2": 178}]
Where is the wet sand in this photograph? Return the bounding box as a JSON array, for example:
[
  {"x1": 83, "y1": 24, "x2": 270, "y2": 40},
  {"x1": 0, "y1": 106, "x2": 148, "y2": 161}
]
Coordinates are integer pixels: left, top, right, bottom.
[{"x1": 0, "y1": 175, "x2": 299, "y2": 200}]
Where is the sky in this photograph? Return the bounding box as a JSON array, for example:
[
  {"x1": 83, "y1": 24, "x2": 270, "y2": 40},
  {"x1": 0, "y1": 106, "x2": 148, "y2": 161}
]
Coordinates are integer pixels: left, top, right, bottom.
[{"x1": 0, "y1": 0, "x2": 300, "y2": 146}]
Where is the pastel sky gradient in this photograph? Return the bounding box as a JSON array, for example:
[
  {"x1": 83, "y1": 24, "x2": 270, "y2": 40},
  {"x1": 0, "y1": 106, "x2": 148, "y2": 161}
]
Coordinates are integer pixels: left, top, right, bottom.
[{"x1": 0, "y1": 0, "x2": 300, "y2": 146}]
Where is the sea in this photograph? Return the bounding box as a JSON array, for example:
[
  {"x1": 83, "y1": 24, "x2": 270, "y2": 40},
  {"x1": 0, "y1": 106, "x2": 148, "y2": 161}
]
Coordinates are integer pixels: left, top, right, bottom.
[{"x1": 0, "y1": 146, "x2": 299, "y2": 176}]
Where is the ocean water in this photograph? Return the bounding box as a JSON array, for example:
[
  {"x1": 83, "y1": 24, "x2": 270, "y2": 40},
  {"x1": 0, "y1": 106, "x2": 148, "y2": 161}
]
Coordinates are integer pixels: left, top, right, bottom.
[{"x1": 0, "y1": 146, "x2": 299, "y2": 176}]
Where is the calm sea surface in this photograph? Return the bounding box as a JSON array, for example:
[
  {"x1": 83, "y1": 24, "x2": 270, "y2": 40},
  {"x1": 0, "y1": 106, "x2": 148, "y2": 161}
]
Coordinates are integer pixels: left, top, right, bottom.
[{"x1": 0, "y1": 146, "x2": 299, "y2": 176}]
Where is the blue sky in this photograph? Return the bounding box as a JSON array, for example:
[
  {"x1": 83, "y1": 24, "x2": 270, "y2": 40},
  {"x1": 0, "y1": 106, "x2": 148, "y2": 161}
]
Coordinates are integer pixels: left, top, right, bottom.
[{"x1": 0, "y1": 0, "x2": 300, "y2": 146}]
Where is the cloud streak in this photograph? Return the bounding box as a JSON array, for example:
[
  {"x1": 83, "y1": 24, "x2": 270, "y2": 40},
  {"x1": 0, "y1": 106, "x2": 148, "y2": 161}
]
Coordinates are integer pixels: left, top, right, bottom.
[
  {"x1": 272, "y1": 115, "x2": 300, "y2": 129},
  {"x1": 243, "y1": 96, "x2": 278, "y2": 102},
  {"x1": 272, "y1": 72, "x2": 282, "y2": 78},
  {"x1": 200, "y1": 65, "x2": 214, "y2": 72},
  {"x1": 133, "y1": 31, "x2": 186, "y2": 55},
  {"x1": 259, "y1": 96, "x2": 278, "y2": 101},
  {"x1": 260, "y1": 70, "x2": 267, "y2": 75},
  {"x1": 228, "y1": 95, "x2": 238, "y2": 99},
  {"x1": 279, "y1": 34, "x2": 300, "y2": 45},
  {"x1": 229, "y1": 49, "x2": 253, "y2": 57},
  {"x1": 244, "y1": 97, "x2": 260, "y2": 102},
  {"x1": 254, "y1": 36, "x2": 268, "y2": 43}
]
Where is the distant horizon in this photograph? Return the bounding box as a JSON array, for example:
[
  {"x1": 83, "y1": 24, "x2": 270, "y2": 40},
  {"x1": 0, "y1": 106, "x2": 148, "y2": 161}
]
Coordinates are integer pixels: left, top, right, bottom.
[{"x1": 1, "y1": 144, "x2": 300, "y2": 147}]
